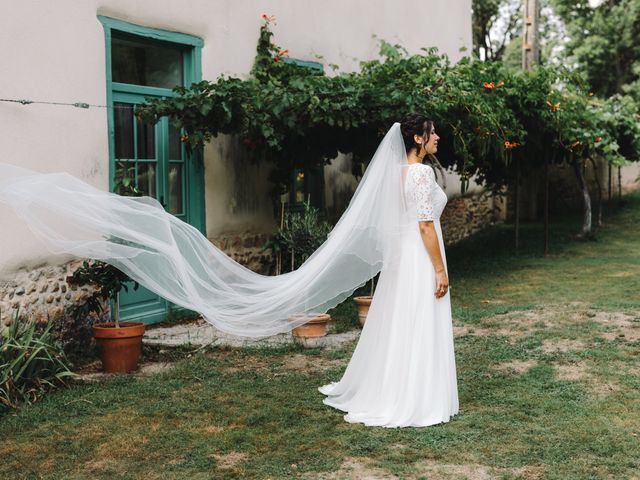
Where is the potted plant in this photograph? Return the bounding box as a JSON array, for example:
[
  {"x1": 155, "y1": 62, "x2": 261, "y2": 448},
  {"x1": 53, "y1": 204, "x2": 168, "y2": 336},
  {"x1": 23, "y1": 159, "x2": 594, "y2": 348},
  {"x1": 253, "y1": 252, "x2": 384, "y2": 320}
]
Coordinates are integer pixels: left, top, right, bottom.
[
  {"x1": 264, "y1": 199, "x2": 335, "y2": 338},
  {"x1": 65, "y1": 161, "x2": 145, "y2": 373},
  {"x1": 353, "y1": 277, "x2": 377, "y2": 326},
  {"x1": 67, "y1": 260, "x2": 143, "y2": 373}
]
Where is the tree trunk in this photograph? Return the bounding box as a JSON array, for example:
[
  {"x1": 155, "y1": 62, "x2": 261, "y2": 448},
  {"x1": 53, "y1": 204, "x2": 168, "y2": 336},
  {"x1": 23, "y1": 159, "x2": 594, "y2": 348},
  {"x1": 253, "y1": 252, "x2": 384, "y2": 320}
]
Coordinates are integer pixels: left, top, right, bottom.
[
  {"x1": 515, "y1": 159, "x2": 520, "y2": 251},
  {"x1": 587, "y1": 157, "x2": 603, "y2": 227},
  {"x1": 618, "y1": 166, "x2": 622, "y2": 202},
  {"x1": 572, "y1": 158, "x2": 592, "y2": 238},
  {"x1": 608, "y1": 162, "x2": 612, "y2": 201},
  {"x1": 544, "y1": 154, "x2": 549, "y2": 255}
]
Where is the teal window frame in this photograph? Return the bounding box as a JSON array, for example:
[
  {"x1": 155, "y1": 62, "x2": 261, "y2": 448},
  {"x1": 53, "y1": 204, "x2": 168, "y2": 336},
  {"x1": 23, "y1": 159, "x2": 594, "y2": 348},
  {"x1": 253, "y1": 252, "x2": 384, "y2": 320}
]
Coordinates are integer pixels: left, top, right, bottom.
[
  {"x1": 282, "y1": 57, "x2": 324, "y2": 72},
  {"x1": 97, "y1": 15, "x2": 205, "y2": 234}
]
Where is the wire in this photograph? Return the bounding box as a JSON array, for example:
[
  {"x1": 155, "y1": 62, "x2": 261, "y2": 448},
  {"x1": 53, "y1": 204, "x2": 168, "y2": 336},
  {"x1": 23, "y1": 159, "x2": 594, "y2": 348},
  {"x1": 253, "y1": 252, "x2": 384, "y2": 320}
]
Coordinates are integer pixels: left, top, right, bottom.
[{"x1": 0, "y1": 98, "x2": 136, "y2": 109}]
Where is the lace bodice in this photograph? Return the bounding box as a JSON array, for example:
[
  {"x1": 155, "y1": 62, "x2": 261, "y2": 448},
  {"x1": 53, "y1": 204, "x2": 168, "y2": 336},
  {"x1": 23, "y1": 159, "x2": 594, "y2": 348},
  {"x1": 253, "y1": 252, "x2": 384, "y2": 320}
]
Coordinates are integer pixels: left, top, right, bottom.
[{"x1": 404, "y1": 163, "x2": 448, "y2": 221}]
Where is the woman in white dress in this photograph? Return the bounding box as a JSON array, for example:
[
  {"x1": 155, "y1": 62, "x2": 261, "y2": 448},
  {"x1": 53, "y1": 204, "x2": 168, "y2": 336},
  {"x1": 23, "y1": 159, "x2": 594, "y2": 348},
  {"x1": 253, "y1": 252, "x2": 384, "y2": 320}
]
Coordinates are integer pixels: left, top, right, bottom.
[
  {"x1": 0, "y1": 117, "x2": 458, "y2": 428},
  {"x1": 318, "y1": 114, "x2": 460, "y2": 428}
]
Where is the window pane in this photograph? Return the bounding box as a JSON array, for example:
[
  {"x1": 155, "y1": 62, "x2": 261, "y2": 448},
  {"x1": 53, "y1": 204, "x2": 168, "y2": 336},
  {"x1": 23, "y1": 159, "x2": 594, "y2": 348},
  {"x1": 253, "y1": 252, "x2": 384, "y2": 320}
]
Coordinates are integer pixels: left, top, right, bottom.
[
  {"x1": 168, "y1": 163, "x2": 183, "y2": 214},
  {"x1": 136, "y1": 117, "x2": 155, "y2": 159},
  {"x1": 114, "y1": 102, "x2": 134, "y2": 159},
  {"x1": 168, "y1": 123, "x2": 183, "y2": 160},
  {"x1": 114, "y1": 160, "x2": 135, "y2": 192},
  {"x1": 137, "y1": 162, "x2": 157, "y2": 198},
  {"x1": 111, "y1": 31, "x2": 184, "y2": 89}
]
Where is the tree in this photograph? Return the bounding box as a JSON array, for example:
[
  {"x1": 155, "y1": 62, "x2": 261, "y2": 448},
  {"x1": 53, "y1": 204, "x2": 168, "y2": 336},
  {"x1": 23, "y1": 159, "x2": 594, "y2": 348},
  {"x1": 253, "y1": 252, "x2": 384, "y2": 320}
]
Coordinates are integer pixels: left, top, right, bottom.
[
  {"x1": 552, "y1": 0, "x2": 640, "y2": 97},
  {"x1": 472, "y1": 0, "x2": 523, "y2": 61}
]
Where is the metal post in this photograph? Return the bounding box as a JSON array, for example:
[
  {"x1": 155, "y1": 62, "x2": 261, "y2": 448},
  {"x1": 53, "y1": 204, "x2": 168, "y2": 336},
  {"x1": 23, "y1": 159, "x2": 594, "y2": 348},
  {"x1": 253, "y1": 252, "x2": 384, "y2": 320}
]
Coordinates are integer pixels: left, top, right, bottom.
[{"x1": 522, "y1": 0, "x2": 540, "y2": 70}]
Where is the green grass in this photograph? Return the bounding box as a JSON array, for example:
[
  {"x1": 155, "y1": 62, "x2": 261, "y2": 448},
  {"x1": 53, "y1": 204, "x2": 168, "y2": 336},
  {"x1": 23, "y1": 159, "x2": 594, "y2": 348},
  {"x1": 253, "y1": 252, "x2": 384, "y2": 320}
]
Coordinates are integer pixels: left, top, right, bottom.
[{"x1": 1, "y1": 195, "x2": 640, "y2": 479}]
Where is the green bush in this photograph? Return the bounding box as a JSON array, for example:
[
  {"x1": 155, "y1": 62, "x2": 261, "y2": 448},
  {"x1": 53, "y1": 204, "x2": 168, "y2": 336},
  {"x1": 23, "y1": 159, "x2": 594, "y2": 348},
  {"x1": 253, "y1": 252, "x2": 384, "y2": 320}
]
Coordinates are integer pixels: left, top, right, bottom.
[
  {"x1": 0, "y1": 309, "x2": 74, "y2": 412},
  {"x1": 264, "y1": 200, "x2": 332, "y2": 273}
]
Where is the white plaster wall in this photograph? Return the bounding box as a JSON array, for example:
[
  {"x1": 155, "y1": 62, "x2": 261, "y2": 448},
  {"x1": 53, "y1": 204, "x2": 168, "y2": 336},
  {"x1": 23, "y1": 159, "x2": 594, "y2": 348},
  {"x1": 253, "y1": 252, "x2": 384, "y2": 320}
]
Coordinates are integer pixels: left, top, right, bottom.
[{"x1": 0, "y1": 0, "x2": 472, "y2": 277}]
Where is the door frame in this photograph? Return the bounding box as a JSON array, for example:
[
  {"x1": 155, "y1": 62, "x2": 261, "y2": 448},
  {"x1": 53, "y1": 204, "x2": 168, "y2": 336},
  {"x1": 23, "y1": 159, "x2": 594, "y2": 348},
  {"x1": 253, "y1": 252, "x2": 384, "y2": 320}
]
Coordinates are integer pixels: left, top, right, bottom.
[{"x1": 98, "y1": 15, "x2": 206, "y2": 324}]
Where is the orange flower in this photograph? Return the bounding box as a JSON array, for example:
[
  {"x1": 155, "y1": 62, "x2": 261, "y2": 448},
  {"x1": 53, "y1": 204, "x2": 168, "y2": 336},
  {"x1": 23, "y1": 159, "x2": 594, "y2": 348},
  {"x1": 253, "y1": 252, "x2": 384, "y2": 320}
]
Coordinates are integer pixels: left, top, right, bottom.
[
  {"x1": 570, "y1": 139, "x2": 582, "y2": 149},
  {"x1": 588, "y1": 92, "x2": 594, "y2": 97},
  {"x1": 274, "y1": 56, "x2": 281, "y2": 63},
  {"x1": 504, "y1": 140, "x2": 520, "y2": 149},
  {"x1": 595, "y1": 136, "x2": 603, "y2": 143},
  {"x1": 546, "y1": 100, "x2": 561, "y2": 111},
  {"x1": 278, "y1": 48, "x2": 289, "y2": 57},
  {"x1": 483, "y1": 81, "x2": 495, "y2": 89},
  {"x1": 180, "y1": 134, "x2": 189, "y2": 142},
  {"x1": 261, "y1": 14, "x2": 276, "y2": 22}
]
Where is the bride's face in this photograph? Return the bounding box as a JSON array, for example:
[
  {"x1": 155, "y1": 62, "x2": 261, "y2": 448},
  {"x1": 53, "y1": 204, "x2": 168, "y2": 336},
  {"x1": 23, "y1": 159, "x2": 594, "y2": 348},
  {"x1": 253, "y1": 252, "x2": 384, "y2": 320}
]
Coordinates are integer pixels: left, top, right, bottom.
[{"x1": 414, "y1": 126, "x2": 440, "y2": 157}]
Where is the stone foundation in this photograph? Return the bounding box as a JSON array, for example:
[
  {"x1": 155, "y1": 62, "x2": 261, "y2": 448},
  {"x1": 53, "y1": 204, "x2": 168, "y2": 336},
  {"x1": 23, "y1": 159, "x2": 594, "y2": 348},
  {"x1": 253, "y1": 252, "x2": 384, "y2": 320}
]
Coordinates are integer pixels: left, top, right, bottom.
[
  {"x1": 440, "y1": 190, "x2": 502, "y2": 246},
  {"x1": 0, "y1": 259, "x2": 109, "y2": 328},
  {"x1": 209, "y1": 232, "x2": 275, "y2": 275}
]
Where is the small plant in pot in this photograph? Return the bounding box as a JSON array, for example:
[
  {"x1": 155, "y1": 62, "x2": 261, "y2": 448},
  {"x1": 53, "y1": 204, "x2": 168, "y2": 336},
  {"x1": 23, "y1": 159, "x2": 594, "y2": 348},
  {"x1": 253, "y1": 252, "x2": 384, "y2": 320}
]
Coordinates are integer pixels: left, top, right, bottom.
[
  {"x1": 65, "y1": 161, "x2": 145, "y2": 373},
  {"x1": 264, "y1": 199, "x2": 334, "y2": 339},
  {"x1": 67, "y1": 260, "x2": 143, "y2": 373}
]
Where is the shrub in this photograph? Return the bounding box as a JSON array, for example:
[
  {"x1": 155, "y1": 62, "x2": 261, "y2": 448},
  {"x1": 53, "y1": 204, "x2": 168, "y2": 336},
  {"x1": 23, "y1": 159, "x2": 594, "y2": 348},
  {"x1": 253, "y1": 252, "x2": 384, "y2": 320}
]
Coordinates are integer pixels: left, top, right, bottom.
[
  {"x1": 264, "y1": 200, "x2": 332, "y2": 273},
  {"x1": 0, "y1": 309, "x2": 74, "y2": 412}
]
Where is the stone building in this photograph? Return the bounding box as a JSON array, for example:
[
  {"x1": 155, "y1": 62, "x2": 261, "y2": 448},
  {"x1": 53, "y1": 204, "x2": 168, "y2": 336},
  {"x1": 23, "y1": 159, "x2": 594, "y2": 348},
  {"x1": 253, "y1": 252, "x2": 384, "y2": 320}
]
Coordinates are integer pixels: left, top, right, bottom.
[{"x1": 1, "y1": 0, "x2": 503, "y2": 327}]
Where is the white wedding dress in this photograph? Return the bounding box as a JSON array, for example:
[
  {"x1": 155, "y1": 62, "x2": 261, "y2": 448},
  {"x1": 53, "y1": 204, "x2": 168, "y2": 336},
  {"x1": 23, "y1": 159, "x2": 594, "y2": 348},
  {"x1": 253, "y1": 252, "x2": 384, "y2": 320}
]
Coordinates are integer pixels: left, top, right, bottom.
[{"x1": 318, "y1": 162, "x2": 460, "y2": 428}]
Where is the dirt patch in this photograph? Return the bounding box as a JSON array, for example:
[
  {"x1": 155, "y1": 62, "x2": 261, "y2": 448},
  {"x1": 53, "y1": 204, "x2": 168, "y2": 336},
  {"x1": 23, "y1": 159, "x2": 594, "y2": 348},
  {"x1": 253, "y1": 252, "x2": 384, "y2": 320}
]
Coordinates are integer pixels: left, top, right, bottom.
[
  {"x1": 555, "y1": 360, "x2": 589, "y2": 381},
  {"x1": 306, "y1": 456, "x2": 546, "y2": 480},
  {"x1": 553, "y1": 360, "x2": 623, "y2": 396},
  {"x1": 281, "y1": 353, "x2": 344, "y2": 371},
  {"x1": 453, "y1": 324, "x2": 495, "y2": 337},
  {"x1": 72, "y1": 361, "x2": 175, "y2": 384},
  {"x1": 494, "y1": 359, "x2": 537, "y2": 374},
  {"x1": 210, "y1": 451, "x2": 248, "y2": 469},
  {"x1": 308, "y1": 456, "x2": 399, "y2": 479},
  {"x1": 456, "y1": 306, "x2": 640, "y2": 344},
  {"x1": 540, "y1": 338, "x2": 586, "y2": 354},
  {"x1": 220, "y1": 356, "x2": 271, "y2": 373},
  {"x1": 411, "y1": 459, "x2": 546, "y2": 480},
  {"x1": 587, "y1": 311, "x2": 640, "y2": 342},
  {"x1": 455, "y1": 308, "x2": 553, "y2": 339}
]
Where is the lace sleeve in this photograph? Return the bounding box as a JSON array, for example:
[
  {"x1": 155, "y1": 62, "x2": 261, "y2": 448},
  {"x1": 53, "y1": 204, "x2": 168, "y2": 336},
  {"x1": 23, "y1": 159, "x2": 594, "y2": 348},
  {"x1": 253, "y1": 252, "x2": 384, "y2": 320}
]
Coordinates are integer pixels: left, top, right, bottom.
[{"x1": 410, "y1": 165, "x2": 436, "y2": 221}]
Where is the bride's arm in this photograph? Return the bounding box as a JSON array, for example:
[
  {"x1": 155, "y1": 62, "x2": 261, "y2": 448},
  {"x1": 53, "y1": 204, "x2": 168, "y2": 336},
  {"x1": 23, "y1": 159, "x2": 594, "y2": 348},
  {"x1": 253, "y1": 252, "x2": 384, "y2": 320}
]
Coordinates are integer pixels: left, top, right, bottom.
[{"x1": 418, "y1": 221, "x2": 449, "y2": 299}]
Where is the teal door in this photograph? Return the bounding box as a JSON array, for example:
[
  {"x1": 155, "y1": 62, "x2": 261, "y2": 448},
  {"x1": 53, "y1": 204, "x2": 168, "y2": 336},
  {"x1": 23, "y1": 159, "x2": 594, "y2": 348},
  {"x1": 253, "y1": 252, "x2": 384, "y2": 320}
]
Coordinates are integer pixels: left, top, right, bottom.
[
  {"x1": 112, "y1": 95, "x2": 202, "y2": 324},
  {"x1": 100, "y1": 17, "x2": 205, "y2": 324}
]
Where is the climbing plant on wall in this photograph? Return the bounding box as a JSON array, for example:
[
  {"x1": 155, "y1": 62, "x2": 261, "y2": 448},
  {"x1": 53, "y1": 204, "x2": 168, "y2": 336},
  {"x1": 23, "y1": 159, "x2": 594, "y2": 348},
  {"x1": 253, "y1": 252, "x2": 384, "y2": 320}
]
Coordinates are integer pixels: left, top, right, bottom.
[{"x1": 137, "y1": 15, "x2": 640, "y2": 236}]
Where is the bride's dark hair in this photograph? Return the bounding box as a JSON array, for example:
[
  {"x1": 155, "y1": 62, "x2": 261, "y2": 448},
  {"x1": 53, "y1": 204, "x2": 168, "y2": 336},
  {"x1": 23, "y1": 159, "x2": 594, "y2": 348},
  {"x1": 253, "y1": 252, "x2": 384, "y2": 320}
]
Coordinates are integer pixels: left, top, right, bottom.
[
  {"x1": 400, "y1": 113, "x2": 435, "y2": 154},
  {"x1": 399, "y1": 113, "x2": 446, "y2": 187}
]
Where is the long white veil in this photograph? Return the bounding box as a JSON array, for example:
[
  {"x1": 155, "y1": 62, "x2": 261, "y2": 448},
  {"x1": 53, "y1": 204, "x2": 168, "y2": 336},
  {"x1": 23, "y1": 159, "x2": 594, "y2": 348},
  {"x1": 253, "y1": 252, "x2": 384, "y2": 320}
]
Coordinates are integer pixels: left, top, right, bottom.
[{"x1": 0, "y1": 122, "x2": 414, "y2": 337}]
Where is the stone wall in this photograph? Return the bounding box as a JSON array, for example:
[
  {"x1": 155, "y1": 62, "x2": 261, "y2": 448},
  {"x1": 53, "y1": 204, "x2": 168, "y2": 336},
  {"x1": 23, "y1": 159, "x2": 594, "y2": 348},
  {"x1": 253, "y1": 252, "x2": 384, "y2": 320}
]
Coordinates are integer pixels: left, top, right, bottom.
[
  {"x1": 209, "y1": 232, "x2": 275, "y2": 275},
  {"x1": 440, "y1": 190, "x2": 502, "y2": 246},
  {"x1": 0, "y1": 259, "x2": 108, "y2": 328}
]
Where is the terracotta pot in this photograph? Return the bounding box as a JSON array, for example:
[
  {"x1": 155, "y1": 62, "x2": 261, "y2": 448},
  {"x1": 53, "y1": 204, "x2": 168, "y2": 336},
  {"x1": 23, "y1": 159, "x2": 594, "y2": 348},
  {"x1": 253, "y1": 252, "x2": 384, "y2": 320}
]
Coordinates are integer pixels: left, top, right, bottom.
[
  {"x1": 92, "y1": 321, "x2": 145, "y2": 373},
  {"x1": 290, "y1": 313, "x2": 331, "y2": 338},
  {"x1": 353, "y1": 296, "x2": 372, "y2": 326}
]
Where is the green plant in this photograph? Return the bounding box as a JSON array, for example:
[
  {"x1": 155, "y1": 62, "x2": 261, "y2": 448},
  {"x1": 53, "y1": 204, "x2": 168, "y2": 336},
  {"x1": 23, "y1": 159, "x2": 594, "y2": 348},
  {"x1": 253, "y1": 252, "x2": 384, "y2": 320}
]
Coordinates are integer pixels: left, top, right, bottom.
[
  {"x1": 113, "y1": 160, "x2": 143, "y2": 197},
  {"x1": 66, "y1": 162, "x2": 144, "y2": 327},
  {"x1": 67, "y1": 260, "x2": 139, "y2": 328},
  {"x1": 0, "y1": 308, "x2": 74, "y2": 412},
  {"x1": 136, "y1": 16, "x2": 640, "y2": 237},
  {"x1": 263, "y1": 200, "x2": 332, "y2": 273}
]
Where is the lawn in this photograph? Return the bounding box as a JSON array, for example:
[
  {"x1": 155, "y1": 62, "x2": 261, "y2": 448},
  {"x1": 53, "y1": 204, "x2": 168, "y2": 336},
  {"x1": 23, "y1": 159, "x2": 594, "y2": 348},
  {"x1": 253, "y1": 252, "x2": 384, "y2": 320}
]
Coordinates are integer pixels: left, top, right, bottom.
[{"x1": 1, "y1": 195, "x2": 639, "y2": 479}]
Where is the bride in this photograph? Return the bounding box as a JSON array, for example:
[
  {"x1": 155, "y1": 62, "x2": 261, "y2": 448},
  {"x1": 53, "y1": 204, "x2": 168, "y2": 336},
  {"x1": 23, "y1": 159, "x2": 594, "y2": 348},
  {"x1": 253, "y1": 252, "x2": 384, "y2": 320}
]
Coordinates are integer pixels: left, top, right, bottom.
[
  {"x1": 0, "y1": 113, "x2": 459, "y2": 428},
  {"x1": 318, "y1": 114, "x2": 459, "y2": 428}
]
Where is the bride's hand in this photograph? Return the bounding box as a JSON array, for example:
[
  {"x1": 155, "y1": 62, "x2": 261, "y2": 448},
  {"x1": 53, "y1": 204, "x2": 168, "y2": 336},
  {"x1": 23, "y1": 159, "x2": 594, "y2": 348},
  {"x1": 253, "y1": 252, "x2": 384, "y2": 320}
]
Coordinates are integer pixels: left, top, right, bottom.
[{"x1": 435, "y1": 270, "x2": 449, "y2": 299}]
